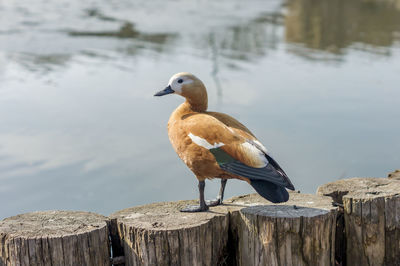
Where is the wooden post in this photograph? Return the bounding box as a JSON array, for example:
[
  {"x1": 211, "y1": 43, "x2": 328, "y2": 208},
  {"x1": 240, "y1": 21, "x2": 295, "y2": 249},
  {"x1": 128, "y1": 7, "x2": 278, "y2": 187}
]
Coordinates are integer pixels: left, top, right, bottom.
[
  {"x1": 111, "y1": 193, "x2": 338, "y2": 266},
  {"x1": 318, "y1": 177, "x2": 400, "y2": 266},
  {"x1": 0, "y1": 211, "x2": 110, "y2": 266},
  {"x1": 110, "y1": 199, "x2": 230, "y2": 266},
  {"x1": 227, "y1": 193, "x2": 338, "y2": 266}
]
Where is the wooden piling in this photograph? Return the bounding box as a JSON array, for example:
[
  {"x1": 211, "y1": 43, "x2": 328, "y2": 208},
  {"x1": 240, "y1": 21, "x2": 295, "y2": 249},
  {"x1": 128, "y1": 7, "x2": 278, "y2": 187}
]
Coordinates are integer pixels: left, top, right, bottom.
[
  {"x1": 0, "y1": 211, "x2": 110, "y2": 266},
  {"x1": 3, "y1": 176, "x2": 399, "y2": 266},
  {"x1": 110, "y1": 192, "x2": 338, "y2": 266},
  {"x1": 318, "y1": 177, "x2": 400, "y2": 266},
  {"x1": 228, "y1": 193, "x2": 338, "y2": 266},
  {"x1": 110, "y1": 200, "x2": 230, "y2": 266}
]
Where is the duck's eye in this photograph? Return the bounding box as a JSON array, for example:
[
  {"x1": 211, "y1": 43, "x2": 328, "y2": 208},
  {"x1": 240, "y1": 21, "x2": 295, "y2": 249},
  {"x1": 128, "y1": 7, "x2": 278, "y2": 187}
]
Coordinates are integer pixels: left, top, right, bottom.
[{"x1": 177, "y1": 79, "x2": 183, "y2": 84}]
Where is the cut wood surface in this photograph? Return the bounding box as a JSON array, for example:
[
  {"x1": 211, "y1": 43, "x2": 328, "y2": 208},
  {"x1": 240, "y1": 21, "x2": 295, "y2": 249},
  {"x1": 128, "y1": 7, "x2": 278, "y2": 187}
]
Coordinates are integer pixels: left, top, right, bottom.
[
  {"x1": 111, "y1": 192, "x2": 338, "y2": 266},
  {"x1": 0, "y1": 211, "x2": 110, "y2": 266},
  {"x1": 110, "y1": 199, "x2": 231, "y2": 266},
  {"x1": 228, "y1": 193, "x2": 338, "y2": 266},
  {"x1": 318, "y1": 178, "x2": 400, "y2": 266},
  {"x1": 317, "y1": 177, "x2": 400, "y2": 204}
]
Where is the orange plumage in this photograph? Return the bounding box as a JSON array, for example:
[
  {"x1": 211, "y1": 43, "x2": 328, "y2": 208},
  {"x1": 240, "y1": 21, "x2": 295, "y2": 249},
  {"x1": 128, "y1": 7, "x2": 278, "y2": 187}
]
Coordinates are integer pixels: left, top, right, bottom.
[{"x1": 155, "y1": 72, "x2": 294, "y2": 212}]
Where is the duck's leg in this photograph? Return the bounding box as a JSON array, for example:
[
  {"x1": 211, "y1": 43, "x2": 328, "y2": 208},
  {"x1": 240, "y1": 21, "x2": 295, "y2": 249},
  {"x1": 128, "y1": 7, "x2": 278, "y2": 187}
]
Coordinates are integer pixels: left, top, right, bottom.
[
  {"x1": 206, "y1": 179, "x2": 227, "y2": 207},
  {"x1": 180, "y1": 180, "x2": 209, "y2": 212}
]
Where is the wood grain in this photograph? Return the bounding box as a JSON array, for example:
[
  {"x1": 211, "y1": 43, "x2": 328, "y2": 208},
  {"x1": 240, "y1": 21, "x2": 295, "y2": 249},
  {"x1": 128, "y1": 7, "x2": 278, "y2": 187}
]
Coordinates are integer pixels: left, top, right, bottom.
[
  {"x1": 111, "y1": 192, "x2": 338, "y2": 266},
  {"x1": 318, "y1": 177, "x2": 400, "y2": 266},
  {"x1": 0, "y1": 211, "x2": 110, "y2": 266},
  {"x1": 228, "y1": 193, "x2": 337, "y2": 266}
]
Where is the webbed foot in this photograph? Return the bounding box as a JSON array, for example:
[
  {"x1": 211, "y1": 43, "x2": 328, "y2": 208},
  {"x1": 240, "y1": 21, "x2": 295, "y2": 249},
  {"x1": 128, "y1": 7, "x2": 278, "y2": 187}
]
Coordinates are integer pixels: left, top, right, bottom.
[
  {"x1": 206, "y1": 198, "x2": 223, "y2": 207},
  {"x1": 180, "y1": 204, "x2": 209, "y2": 212}
]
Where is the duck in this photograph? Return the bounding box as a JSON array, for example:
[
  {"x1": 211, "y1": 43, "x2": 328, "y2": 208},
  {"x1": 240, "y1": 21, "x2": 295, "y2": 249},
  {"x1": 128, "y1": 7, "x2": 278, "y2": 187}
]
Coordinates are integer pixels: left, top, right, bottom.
[{"x1": 154, "y1": 72, "x2": 295, "y2": 212}]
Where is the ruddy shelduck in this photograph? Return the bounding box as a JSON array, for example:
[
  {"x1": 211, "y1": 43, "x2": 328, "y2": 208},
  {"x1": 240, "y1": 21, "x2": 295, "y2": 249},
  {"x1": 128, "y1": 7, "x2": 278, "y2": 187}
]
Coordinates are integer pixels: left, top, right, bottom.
[{"x1": 155, "y1": 72, "x2": 295, "y2": 212}]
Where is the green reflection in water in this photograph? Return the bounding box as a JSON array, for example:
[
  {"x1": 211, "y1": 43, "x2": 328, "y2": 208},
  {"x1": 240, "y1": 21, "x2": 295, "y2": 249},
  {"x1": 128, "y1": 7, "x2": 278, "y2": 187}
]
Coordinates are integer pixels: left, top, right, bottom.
[
  {"x1": 285, "y1": 0, "x2": 400, "y2": 55},
  {"x1": 219, "y1": 12, "x2": 282, "y2": 60},
  {"x1": 68, "y1": 22, "x2": 176, "y2": 44}
]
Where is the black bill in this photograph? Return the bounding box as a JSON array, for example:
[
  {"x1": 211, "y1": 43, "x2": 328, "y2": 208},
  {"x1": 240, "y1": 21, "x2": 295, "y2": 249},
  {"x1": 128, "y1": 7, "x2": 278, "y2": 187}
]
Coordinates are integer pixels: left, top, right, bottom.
[{"x1": 154, "y1": 85, "x2": 174, "y2": 96}]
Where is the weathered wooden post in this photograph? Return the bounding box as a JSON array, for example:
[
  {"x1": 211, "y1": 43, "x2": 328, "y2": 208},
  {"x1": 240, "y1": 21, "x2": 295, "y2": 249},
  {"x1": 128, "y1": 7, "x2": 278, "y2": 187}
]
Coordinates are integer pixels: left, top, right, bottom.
[
  {"x1": 0, "y1": 211, "x2": 110, "y2": 266},
  {"x1": 0, "y1": 193, "x2": 342, "y2": 265},
  {"x1": 227, "y1": 193, "x2": 338, "y2": 266},
  {"x1": 111, "y1": 193, "x2": 338, "y2": 266},
  {"x1": 110, "y1": 200, "x2": 230, "y2": 266},
  {"x1": 318, "y1": 177, "x2": 400, "y2": 266}
]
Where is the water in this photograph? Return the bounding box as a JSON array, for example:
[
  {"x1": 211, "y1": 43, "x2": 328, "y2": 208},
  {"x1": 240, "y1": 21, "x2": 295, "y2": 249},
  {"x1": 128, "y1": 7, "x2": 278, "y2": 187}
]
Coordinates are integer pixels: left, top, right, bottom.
[{"x1": 1, "y1": 0, "x2": 399, "y2": 219}]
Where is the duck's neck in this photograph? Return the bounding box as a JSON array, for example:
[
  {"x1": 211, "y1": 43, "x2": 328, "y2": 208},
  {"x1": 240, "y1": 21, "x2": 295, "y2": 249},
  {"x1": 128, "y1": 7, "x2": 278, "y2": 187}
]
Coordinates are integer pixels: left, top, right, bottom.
[
  {"x1": 184, "y1": 90, "x2": 208, "y2": 112},
  {"x1": 186, "y1": 100, "x2": 207, "y2": 112}
]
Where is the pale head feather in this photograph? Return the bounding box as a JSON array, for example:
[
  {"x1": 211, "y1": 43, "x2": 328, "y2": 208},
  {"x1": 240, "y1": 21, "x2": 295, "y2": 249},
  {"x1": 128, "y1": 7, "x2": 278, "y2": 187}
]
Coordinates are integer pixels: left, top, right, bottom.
[{"x1": 168, "y1": 72, "x2": 208, "y2": 111}]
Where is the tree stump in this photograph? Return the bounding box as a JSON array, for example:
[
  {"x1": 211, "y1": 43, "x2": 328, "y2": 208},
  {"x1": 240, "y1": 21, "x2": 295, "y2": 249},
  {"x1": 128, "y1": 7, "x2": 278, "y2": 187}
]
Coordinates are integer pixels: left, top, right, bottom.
[
  {"x1": 318, "y1": 177, "x2": 400, "y2": 266},
  {"x1": 317, "y1": 177, "x2": 400, "y2": 204},
  {"x1": 0, "y1": 211, "x2": 110, "y2": 266},
  {"x1": 227, "y1": 193, "x2": 338, "y2": 266},
  {"x1": 110, "y1": 200, "x2": 230, "y2": 266},
  {"x1": 111, "y1": 193, "x2": 338, "y2": 266}
]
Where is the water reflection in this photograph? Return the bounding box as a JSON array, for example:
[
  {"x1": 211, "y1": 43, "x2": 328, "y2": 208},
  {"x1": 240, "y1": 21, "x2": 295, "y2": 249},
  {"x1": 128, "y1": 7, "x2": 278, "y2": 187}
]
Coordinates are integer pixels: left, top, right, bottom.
[
  {"x1": 69, "y1": 22, "x2": 176, "y2": 44},
  {"x1": 1, "y1": 0, "x2": 399, "y2": 71},
  {"x1": 0, "y1": 0, "x2": 400, "y2": 220},
  {"x1": 204, "y1": 12, "x2": 282, "y2": 62},
  {"x1": 209, "y1": 33, "x2": 223, "y2": 107},
  {"x1": 85, "y1": 8, "x2": 121, "y2": 22},
  {"x1": 285, "y1": 0, "x2": 400, "y2": 56}
]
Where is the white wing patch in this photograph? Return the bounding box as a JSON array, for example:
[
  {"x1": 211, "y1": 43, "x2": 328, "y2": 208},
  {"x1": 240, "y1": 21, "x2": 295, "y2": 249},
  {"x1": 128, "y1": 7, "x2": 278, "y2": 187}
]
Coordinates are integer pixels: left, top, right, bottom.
[
  {"x1": 188, "y1": 133, "x2": 225, "y2": 149},
  {"x1": 241, "y1": 142, "x2": 268, "y2": 167},
  {"x1": 253, "y1": 140, "x2": 268, "y2": 154}
]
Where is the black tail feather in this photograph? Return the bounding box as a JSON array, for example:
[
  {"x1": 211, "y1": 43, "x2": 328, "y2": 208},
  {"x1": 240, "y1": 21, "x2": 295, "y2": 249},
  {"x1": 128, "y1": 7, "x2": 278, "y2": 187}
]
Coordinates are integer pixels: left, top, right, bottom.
[{"x1": 250, "y1": 180, "x2": 289, "y2": 203}]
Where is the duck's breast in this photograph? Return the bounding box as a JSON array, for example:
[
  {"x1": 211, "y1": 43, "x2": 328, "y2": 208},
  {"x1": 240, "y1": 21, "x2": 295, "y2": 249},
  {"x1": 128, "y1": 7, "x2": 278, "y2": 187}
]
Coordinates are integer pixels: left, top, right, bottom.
[{"x1": 167, "y1": 111, "x2": 221, "y2": 179}]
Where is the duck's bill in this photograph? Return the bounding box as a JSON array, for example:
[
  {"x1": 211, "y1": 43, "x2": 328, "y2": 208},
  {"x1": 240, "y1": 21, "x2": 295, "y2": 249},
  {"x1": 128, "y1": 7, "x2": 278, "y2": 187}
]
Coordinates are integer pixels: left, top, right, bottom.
[{"x1": 154, "y1": 85, "x2": 174, "y2": 96}]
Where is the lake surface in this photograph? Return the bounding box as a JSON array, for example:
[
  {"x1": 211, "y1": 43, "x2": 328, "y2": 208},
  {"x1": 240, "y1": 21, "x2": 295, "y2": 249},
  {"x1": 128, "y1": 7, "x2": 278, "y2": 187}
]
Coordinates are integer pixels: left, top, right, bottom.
[{"x1": 1, "y1": 0, "x2": 400, "y2": 219}]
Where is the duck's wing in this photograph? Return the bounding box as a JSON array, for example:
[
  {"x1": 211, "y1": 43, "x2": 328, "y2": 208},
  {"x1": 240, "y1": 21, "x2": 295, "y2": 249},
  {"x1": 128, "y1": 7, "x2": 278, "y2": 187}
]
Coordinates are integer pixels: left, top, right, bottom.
[
  {"x1": 207, "y1": 111, "x2": 256, "y2": 140},
  {"x1": 215, "y1": 140, "x2": 295, "y2": 191},
  {"x1": 186, "y1": 114, "x2": 295, "y2": 193}
]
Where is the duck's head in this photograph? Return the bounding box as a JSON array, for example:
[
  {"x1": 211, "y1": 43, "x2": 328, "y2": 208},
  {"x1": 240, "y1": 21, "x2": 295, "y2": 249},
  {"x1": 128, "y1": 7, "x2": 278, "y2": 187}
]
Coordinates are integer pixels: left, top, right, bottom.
[{"x1": 154, "y1": 72, "x2": 208, "y2": 111}]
